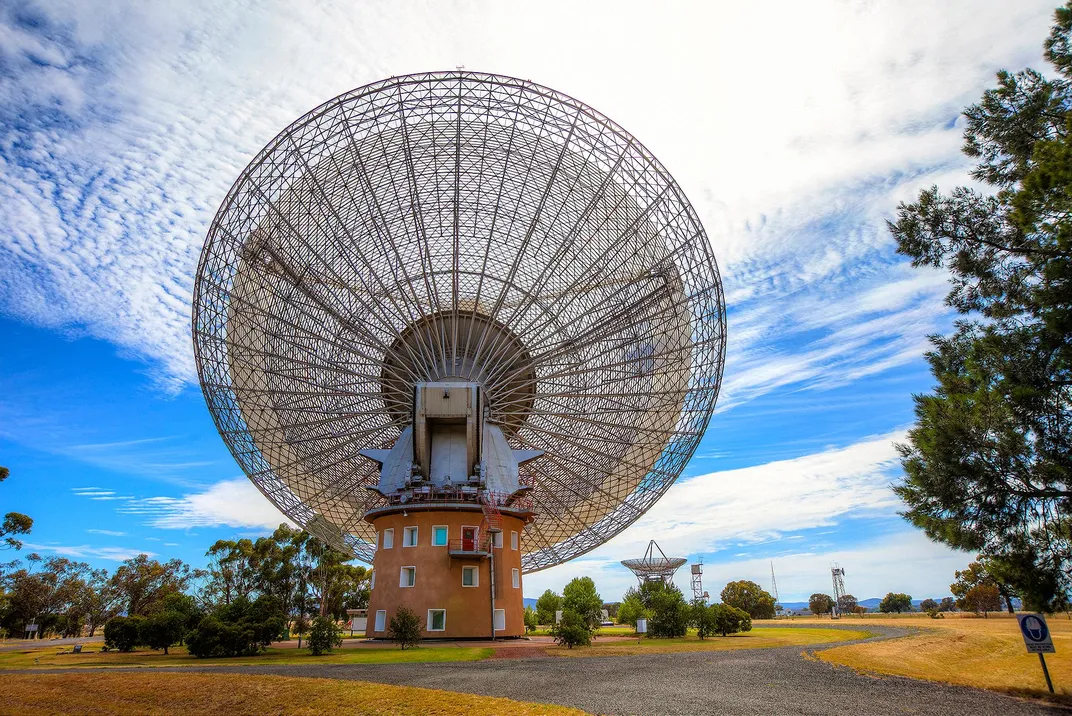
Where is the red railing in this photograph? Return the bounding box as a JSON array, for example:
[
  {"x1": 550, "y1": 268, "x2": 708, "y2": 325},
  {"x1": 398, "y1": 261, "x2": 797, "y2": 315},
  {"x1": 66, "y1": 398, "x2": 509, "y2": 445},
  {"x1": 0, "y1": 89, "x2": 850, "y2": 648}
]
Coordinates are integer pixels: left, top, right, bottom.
[{"x1": 448, "y1": 538, "x2": 484, "y2": 553}]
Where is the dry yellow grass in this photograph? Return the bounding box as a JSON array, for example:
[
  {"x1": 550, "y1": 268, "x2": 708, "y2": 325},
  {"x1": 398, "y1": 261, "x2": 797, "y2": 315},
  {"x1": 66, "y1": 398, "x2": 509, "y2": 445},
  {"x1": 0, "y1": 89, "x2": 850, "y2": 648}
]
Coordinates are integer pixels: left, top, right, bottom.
[
  {"x1": 0, "y1": 672, "x2": 585, "y2": 715},
  {"x1": 548, "y1": 626, "x2": 872, "y2": 657},
  {"x1": 810, "y1": 614, "x2": 1072, "y2": 701}
]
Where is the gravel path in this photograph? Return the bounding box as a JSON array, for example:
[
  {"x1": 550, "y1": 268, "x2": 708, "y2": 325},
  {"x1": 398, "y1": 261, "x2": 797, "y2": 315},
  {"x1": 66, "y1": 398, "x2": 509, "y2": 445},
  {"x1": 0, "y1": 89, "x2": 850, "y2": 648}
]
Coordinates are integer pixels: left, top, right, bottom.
[
  {"x1": 0, "y1": 635, "x2": 103, "y2": 653},
  {"x1": 126, "y1": 625, "x2": 1064, "y2": 715}
]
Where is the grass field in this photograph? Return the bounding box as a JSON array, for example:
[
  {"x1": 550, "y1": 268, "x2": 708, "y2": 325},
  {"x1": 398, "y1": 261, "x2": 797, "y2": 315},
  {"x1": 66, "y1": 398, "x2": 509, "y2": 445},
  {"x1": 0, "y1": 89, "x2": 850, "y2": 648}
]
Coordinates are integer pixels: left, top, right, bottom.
[
  {"x1": 809, "y1": 614, "x2": 1072, "y2": 701},
  {"x1": 546, "y1": 626, "x2": 873, "y2": 657},
  {"x1": 0, "y1": 672, "x2": 582, "y2": 715},
  {"x1": 0, "y1": 643, "x2": 493, "y2": 670}
]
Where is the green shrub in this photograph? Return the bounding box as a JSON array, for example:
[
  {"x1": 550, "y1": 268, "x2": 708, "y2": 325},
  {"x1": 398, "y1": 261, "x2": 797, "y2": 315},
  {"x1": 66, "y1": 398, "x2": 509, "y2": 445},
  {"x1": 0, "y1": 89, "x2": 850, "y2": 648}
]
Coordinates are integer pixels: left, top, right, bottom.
[
  {"x1": 551, "y1": 609, "x2": 591, "y2": 649},
  {"x1": 308, "y1": 616, "x2": 343, "y2": 655},
  {"x1": 712, "y1": 603, "x2": 752, "y2": 636},
  {"x1": 388, "y1": 606, "x2": 422, "y2": 650},
  {"x1": 693, "y1": 601, "x2": 717, "y2": 639},
  {"x1": 535, "y1": 590, "x2": 561, "y2": 626},
  {"x1": 139, "y1": 611, "x2": 186, "y2": 655},
  {"x1": 185, "y1": 595, "x2": 285, "y2": 658},
  {"x1": 104, "y1": 616, "x2": 144, "y2": 652},
  {"x1": 618, "y1": 594, "x2": 648, "y2": 627},
  {"x1": 562, "y1": 577, "x2": 603, "y2": 629},
  {"x1": 648, "y1": 584, "x2": 689, "y2": 638},
  {"x1": 160, "y1": 593, "x2": 203, "y2": 634},
  {"x1": 523, "y1": 606, "x2": 538, "y2": 634}
]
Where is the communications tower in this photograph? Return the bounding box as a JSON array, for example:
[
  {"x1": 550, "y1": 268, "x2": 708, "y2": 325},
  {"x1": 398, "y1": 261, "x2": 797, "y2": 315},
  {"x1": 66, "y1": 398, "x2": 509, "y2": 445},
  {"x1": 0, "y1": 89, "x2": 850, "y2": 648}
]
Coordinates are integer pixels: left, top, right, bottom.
[
  {"x1": 690, "y1": 559, "x2": 709, "y2": 602},
  {"x1": 770, "y1": 562, "x2": 781, "y2": 612},
  {"x1": 831, "y1": 564, "x2": 847, "y2": 618}
]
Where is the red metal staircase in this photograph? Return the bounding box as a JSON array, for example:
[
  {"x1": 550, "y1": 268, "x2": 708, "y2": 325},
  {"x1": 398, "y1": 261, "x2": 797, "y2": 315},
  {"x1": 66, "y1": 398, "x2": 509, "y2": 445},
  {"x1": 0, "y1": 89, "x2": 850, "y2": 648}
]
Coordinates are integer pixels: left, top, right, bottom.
[{"x1": 479, "y1": 491, "x2": 503, "y2": 550}]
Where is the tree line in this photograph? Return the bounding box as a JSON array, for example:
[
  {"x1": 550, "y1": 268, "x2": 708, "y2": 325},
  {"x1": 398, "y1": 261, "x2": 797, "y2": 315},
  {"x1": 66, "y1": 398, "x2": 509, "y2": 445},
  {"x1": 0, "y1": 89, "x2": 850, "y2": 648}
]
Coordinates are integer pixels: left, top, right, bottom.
[{"x1": 0, "y1": 524, "x2": 369, "y2": 657}]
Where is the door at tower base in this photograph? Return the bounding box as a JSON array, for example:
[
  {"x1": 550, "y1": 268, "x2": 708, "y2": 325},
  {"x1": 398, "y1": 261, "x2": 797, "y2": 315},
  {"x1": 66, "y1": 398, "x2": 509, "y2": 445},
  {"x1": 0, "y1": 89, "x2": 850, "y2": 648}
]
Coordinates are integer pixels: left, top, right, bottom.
[{"x1": 364, "y1": 506, "x2": 529, "y2": 638}]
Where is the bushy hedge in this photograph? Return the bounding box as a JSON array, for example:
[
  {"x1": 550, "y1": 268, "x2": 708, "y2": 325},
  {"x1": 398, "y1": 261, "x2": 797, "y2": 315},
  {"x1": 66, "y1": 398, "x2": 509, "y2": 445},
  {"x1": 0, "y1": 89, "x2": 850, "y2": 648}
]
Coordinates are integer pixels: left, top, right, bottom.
[
  {"x1": 648, "y1": 584, "x2": 690, "y2": 638},
  {"x1": 550, "y1": 609, "x2": 591, "y2": 648},
  {"x1": 185, "y1": 596, "x2": 285, "y2": 658},
  {"x1": 387, "y1": 606, "x2": 422, "y2": 650},
  {"x1": 308, "y1": 616, "x2": 343, "y2": 656},
  {"x1": 692, "y1": 602, "x2": 752, "y2": 638},
  {"x1": 104, "y1": 615, "x2": 144, "y2": 652}
]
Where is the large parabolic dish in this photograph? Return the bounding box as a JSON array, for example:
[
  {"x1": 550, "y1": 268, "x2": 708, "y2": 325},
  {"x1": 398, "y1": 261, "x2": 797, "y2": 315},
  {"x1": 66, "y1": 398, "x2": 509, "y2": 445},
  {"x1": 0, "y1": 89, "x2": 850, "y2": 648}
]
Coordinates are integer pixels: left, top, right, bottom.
[{"x1": 192, "y1": 70, "x2": 726, "y2": 572}]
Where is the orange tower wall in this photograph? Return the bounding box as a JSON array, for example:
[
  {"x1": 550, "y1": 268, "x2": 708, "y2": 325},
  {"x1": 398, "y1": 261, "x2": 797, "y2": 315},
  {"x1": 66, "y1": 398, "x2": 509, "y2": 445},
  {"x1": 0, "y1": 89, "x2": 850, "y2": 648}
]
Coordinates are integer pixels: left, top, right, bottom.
[{"x1": 365, "y1": 507, "x2": 528, "y2": 639}]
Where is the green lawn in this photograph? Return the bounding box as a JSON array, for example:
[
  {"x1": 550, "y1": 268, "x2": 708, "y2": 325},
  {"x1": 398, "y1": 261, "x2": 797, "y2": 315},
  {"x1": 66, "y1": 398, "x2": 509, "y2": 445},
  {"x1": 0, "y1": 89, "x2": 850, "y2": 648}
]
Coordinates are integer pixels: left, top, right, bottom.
[{"x1": 0, "y1": 643, "x2": 493, "y2": 670}]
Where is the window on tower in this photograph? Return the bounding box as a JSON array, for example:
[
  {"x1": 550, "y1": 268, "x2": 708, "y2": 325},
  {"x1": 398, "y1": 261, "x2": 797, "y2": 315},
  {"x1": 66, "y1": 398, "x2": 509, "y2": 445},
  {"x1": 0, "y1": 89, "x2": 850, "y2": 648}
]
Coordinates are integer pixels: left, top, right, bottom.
[
  {"x1": 427, "y1": 609, "x2": 446, "y2": 632},
  {"x1": 400, "y1": 566, "x2": 416, "y2": 588},
  {"x1": 462, "y1": 566, "x2": 478, "y2": 587},
  {"x1": 432, "y1": 525, "x2": 448, "y2": 546},
  {"x1": 403, "y1": 526, "x2": 418, "y2": 547}
]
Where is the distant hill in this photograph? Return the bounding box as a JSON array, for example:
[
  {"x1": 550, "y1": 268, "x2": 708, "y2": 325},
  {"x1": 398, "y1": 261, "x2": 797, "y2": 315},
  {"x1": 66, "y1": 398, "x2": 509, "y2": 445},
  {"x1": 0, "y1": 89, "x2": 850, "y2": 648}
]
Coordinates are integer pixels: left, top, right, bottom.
[{"x1": 523, "y1": 597, "x2": 538, "y2": 609}]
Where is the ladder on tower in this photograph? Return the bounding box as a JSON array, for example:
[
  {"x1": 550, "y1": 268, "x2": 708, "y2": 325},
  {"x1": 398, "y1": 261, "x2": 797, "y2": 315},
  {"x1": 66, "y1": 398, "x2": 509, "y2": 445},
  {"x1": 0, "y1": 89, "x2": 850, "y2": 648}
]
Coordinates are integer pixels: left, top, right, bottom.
[{"x1": 479, "y1": 491, "x2": 503, "y2": 550}]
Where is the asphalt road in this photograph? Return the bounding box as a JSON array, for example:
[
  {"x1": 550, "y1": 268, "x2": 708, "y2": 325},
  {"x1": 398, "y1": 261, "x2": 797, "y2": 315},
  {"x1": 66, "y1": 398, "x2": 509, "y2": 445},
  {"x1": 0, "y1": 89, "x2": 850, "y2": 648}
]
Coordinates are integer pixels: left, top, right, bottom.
[{"x1": 160, "y1": 627, "x2": 1065, "y2": 715}]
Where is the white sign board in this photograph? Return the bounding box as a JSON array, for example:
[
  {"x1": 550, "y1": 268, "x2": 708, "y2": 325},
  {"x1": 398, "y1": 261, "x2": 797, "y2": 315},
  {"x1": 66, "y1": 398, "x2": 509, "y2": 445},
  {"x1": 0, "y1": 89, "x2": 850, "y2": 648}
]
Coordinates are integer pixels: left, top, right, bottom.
[
  {"x1": 1018, "y1": 613, "x2": 1055, "y2": 654},
  {"x1": 555, "y1": 610, "x2": 563, "y2": 624}
]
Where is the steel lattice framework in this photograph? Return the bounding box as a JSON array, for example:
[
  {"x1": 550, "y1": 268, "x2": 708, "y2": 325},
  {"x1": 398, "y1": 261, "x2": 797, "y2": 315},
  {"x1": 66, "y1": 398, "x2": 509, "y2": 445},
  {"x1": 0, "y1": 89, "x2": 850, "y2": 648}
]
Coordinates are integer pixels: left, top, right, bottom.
[{"x1": 192, "y1": 70, "x2": 726, "y2": 572}]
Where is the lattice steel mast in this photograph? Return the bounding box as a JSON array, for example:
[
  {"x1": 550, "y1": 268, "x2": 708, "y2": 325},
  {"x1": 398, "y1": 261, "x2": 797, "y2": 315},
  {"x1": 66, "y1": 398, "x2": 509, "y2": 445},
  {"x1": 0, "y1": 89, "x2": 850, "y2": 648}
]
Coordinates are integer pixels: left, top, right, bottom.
[
  {"x1": 771, "y1": 561, "x2": 780, "y2": 606},
  {"x1": 831, "y1": 564, "x2": 847, "y2": 618},
  {"x1": 690, "y1": 559, "x2": 709, "y2": 603}
]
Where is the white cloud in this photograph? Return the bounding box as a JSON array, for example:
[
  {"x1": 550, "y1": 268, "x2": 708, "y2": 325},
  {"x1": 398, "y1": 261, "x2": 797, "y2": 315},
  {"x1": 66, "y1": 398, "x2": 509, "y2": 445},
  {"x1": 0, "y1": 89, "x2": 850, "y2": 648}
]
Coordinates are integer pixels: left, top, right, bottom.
[
  {"x1": 525, "y1": 532, "x2": 968, "y2": 604},
  {"x1": 0, "y1": 0, "x2": 1057, "y2": 400},
  {"x1": 23, "y1": 542, "x2": 153, "y2": 562},
  {"x1": 619, "y1": 429, "x2": 907, "y2": 557},
  {"x1": 85, "y1": 529, "x2": 126, "y2": 536},
  {"x1": 703, "y1": 531, "x2": 967, "y2": 603},
  {"x1": 524, "y1": 430, "x2": 917, "y2": 600},
  {"x1": 115, "y1": 478, "x2": 292, "y2": 531}
]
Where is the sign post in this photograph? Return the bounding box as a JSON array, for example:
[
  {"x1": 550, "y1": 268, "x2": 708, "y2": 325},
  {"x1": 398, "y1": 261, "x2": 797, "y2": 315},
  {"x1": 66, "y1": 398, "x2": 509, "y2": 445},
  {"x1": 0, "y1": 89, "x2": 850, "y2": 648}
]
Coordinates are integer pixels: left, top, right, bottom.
[{"x1": 1017, "y1": 613, "x2": 1056, "y2": 694}]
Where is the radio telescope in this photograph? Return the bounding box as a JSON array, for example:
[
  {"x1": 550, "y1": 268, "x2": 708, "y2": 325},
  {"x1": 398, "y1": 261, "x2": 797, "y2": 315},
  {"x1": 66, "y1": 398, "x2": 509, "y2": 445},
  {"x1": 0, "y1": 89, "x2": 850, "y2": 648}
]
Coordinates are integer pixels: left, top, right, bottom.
[
  {"x1": 193, "y1": 70, "x2": 725, "y2": 637},
  {"x1": 622, "y1": 540, "x2": 688, "y2": 585}
]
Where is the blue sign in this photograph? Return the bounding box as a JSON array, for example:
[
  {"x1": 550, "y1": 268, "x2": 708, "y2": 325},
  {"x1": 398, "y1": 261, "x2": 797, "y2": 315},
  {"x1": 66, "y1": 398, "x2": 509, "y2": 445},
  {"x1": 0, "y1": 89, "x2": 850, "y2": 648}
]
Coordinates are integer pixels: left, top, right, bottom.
[{"x1": 1017, "y1": 613, "x2": 1055, "y2": 654}]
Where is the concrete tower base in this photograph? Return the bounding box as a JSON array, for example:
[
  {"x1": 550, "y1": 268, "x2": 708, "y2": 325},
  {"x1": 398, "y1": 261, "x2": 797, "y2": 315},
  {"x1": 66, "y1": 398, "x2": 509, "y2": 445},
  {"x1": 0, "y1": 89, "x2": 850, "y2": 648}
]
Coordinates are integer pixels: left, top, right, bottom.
[{"x1": 364, "y1": 504, "x2": 531, "y2": 639}]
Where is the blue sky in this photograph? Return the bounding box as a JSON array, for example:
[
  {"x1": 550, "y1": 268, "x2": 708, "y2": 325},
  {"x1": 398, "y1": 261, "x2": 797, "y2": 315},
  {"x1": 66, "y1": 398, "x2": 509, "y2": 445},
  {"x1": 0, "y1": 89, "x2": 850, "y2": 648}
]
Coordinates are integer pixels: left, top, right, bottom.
[{"x1": 0, "y1": 0, "x2": 1060, "y2": 603}]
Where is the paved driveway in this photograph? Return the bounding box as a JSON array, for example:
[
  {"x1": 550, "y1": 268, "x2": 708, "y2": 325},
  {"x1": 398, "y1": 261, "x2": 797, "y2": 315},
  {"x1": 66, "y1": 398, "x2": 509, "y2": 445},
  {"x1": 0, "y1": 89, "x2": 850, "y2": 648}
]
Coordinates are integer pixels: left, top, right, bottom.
[
  {"x1": 19, "y1": 626, "x2": 1067, "y2": 715},
  {"x1": 170, "y1": 631, "x2": 1065, "y2": 715}
]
